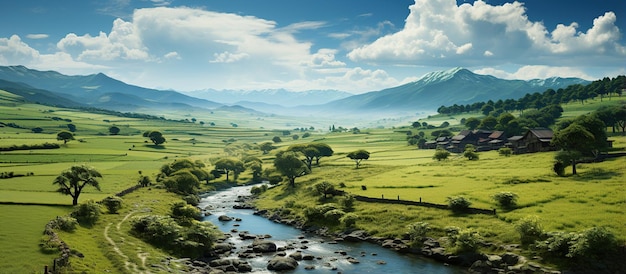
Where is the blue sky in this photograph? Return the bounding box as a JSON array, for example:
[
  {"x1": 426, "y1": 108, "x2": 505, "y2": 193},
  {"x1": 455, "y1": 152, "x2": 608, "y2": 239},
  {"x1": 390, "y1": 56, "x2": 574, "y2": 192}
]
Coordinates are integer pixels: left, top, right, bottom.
[{"x1": 1, "y1": 0, "x2": 624, "y2": 94}]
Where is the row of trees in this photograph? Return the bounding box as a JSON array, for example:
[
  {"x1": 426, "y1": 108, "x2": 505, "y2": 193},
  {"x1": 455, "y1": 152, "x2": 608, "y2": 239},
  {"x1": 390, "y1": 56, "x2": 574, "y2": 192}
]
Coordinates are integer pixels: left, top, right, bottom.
[{"x1": 436, "y1": 75, "x2": 625, "y2": 115}]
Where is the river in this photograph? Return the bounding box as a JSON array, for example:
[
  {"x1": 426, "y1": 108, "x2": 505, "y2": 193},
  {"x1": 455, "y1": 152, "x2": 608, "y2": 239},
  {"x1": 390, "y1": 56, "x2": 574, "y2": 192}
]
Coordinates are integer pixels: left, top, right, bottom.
[{"x1": 199, "y1": 185, "x2": 466, "y2": 274}]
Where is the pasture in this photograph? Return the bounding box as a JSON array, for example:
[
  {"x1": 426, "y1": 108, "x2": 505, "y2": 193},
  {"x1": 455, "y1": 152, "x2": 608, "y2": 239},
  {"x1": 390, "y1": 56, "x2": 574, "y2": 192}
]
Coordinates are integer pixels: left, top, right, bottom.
[{"x1": 0, "y1": 97, "x2": 624, "y2": 273}]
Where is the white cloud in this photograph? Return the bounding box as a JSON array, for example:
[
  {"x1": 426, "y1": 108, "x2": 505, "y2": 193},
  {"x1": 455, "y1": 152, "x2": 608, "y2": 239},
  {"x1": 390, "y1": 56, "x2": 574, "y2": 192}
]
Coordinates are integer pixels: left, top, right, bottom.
[
  {"x1": 309, "y1": 49, "x2": 346, "y2": 68},
  {"x1": 163, "y1": 51, "x2": 180, "y2": 59},
  {"x1": 347, "y1": 0, "x2": 626, "y2": 67},
  {"x1": 474, "y1": 65, "x2": 594, "y2": 80},
  {"x1": 210, "y1": 51, "x2": 249, "y2": 63},
  {"x1": 26, "y1": 34, "x2": 49, "y2": 39}
]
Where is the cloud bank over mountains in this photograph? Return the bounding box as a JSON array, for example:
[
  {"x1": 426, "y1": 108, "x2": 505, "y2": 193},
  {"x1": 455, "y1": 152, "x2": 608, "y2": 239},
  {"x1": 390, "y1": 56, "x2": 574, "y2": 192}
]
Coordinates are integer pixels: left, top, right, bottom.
[{"x1": 0, "y1": 0, "x2": 624, "y2": 93}]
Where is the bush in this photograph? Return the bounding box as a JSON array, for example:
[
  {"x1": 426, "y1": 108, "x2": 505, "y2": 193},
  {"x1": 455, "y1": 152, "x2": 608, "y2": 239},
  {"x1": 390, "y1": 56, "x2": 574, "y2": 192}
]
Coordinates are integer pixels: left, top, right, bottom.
[
  {"x1": 568, "y1": 227, "x2": 618, "y2": 259},
  {"x1": 433, "y1": 149, "x2": 450, "y2": 161},
  {"x1": 536, "y1": 231, "x2": 579, "y2": 257},
  {"x1": 50, "y1": 216, "x2": 78, "y2": 232},
  {"x1": 339, "y1": 194, "x2": 355, "y2": 211},
  {"x1": 314, "y1": 181, "x2": 336, "y2": 199},
  {"x1": 171, "y1": 202, "x2": 201, "y2": 226},
  {"x1": 340, "y1": 213, "x2": 359, "y2": 228},
  {"x1": 492, "y1": 192, "x2": 518, "y2": 208},
  {"x1": 304, "y1": 203, "x2": 338, "y2": 222},
  {"x1": 323, "y1": 209, "x2": 346, "y2": 224},
  {"x1": 183, "y1": 194, "x2": 200, "y2": 206},
  {"x1": 102, "y1": 196, "x2": 123, "y2": 214},
  {"x1": 498, "y1": 147, "x2": 512, "y2": 157},
  {"x1": 70, "y1": 200, "x2": 101, "y2": 225},
  {"x1": 553, "y1": 161, "x2": 566, "y2": 176},
  {"x1": 131, "y1": 215, "x2": 182, "y2": 246},
  {"x1": 407, "y1": 222, "x2": 430, "y2": 246},
  {"x1": 251, "y1": 184, "x2": 268, "y2": 195},
  {"x1": 447, "y1": 196, "x2": 471, "y2": 213},
  {"x1": 453, "y1": 229, "x2": 482, "y2": 253},
  {"x1": 515, "y1": 215, "x2": 544, "y2": 245}
]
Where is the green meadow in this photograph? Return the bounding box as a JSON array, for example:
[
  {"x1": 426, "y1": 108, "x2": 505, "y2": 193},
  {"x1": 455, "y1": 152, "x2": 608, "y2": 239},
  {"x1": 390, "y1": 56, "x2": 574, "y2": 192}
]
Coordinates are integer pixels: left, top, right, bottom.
[{"x1": 0, "y1": 97, "x2": 624, "y2": 273}]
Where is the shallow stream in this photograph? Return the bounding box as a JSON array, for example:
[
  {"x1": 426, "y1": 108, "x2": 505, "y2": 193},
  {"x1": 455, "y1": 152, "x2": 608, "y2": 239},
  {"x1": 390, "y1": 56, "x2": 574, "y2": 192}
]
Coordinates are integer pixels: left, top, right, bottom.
[{"x1": 199, "y1": 185, "x2": 466, "y2": 273}]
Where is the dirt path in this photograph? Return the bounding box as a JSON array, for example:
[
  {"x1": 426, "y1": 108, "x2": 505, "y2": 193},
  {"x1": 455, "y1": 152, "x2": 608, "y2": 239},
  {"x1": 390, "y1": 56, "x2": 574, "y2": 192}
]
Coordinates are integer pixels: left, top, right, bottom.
[{"x1": 103, "y1": 211, "x2": 151, "y2": 274}]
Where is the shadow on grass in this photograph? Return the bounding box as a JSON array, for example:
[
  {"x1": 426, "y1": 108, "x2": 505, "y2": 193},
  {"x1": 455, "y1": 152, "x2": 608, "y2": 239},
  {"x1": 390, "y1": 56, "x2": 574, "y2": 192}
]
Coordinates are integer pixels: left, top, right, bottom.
[
  {"x1": 145, "y1": 144, "x2": 166, "y2": 149},
  {"x1": 572, "y1": 168, "x2": 621, "y2": 181}
]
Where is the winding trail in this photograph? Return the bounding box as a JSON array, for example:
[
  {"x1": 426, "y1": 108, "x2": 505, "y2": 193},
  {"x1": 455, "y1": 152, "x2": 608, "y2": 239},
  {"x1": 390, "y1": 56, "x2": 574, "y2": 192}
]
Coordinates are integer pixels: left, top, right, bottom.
[{"x1": 103, "y1": 211, "x2": 151, "y2": 274}]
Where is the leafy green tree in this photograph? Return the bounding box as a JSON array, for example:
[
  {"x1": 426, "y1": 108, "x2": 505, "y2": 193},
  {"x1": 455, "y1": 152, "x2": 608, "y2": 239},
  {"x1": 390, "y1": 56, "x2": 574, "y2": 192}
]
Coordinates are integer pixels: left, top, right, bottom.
[
  {"x1": 478, "y1": 116, "x2": 498, "y2": 130},
  {"x1": 346, "y1": 149, "x2": 370, "y2": 169},
  {"x1": 57, "y1": 130, "x2": 74, "y2": 144},
  {"x1": 213, "y1": 158, "x2": 245, "y2": 181},
  {"x1": 32, "y1": 127, "x2": 43, "y2": 133},
  {"x1": 274, "y1": 151, "x2": 309, "y2": 187},
  {"x1": 310, "y1": 143, "x2": 334, "y2": 165},
  {"x1": 464, "y1": 117, "x2": 481, "y2": 130},
  {"x1": 463, "y1": 144, "x2": 479, "y2": 160},
  {"x1": 109, "y1": 126, "x2": 120, "y2": 135},
  {"x1": 272, "y1": 136, "x2": 282, "y2": 143},
  {"x1": 163, "y1": 170, "x2": 200, "y2": 194},
  {"x1": 243, "y1": 156, "x2": 263, "y2": 182},
  {"x1": 53, "y1": 165, "x2": 102, "y2": 205},
  {"x1": 67, "y1": 123, "x2": 77, "y2": 132},
  {"x1": 143, "y1": 130, "x2": 166, "y2": 145},
  {"x1": 314, "y1": 181, "x2": 336, "y2": 199},
  {"x1": 552, "y1": 123, "x2": 597, "y2": 175}
]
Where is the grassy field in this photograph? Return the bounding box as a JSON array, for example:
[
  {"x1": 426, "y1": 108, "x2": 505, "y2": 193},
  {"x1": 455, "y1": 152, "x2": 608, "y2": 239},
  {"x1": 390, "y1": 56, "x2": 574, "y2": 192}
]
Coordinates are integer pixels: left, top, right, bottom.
[{"x1": 0, "y1": 95, "x2": 624, "y2": 273}]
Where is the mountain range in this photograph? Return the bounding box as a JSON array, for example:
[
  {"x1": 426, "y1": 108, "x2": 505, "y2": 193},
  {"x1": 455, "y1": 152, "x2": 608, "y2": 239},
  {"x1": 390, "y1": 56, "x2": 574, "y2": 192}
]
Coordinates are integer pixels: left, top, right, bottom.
[{"x1": 0, "y1": 65, "x2": 589, "y2": 117}]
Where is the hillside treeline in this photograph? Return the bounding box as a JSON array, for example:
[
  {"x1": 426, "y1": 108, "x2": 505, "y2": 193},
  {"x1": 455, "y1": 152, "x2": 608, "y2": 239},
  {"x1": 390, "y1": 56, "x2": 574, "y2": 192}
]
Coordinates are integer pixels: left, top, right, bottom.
[{"x1": 436, "y1": 75, "x2": 625, "y2": 115}]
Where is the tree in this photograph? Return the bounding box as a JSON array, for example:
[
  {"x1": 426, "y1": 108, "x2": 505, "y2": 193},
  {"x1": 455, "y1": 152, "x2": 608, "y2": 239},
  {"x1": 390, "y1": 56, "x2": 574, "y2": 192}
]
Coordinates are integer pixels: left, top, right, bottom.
[
  {"x1": 272, "y1": 136, "x2": 282, "y2": 143},
  {"x1": 310, "y1": 143, "x2": 334, "y2": 165},
  {"x1": 259, "y1": 142, "x2": 276, "y2": 153},
  {"x1": 243, "y1": 156, "x2": 263, "y2": 182},
  {"x1": 57, "y1": 130, "x2": 74, "y2": 144},
  {"x1": 214, "y1": 158, "x2": 245, "y2": 181},
  {"x1": 552, "y1": 124, "x2": 596, "y2": 175},
  {"x1": 478, "y1": 116, "x2": 497, "y2": 130},
  {"x1": 32, "y1": 127, "x2": 43, "y2": 133},
  {"x1": 274, "y1": 151, "x2": 309, "y2": 187},
  {"x1": 346, "y1": 149, "x2": 370, "y2": 169},
  {"x1": 67, "y1": 123, "x2": 77, "y2": 132},
  {"x1": 464, "y1": 117, "x2": 481, "y2": 130},
  {"x1": 109, "y1": 126, "x2": 120, "y2": 135},
  {"x1": 314, "y1": 181, "x2": 336, "y2": 199},
  {"x1": 53, "y1": 165, "x2": 102, "y2": 205},
  {"x1": 144, "y1": 130, "x2": 166, "y2": 145},
  {"x1": 463, "y1": 144, "x2": 479, "y2": 160}
]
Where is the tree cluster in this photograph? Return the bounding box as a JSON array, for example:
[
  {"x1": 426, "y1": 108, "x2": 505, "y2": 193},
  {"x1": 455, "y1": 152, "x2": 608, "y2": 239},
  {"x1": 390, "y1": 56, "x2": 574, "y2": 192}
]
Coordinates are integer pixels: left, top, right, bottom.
[{"x1": 436, "y1": 75, "x2": 625, "y2": 115}]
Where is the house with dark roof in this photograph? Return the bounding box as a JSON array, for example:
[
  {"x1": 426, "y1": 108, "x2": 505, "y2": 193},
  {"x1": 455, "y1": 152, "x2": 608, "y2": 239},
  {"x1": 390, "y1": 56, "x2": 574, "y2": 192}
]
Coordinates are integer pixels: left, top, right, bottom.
[{"x1": 507, "y1": 128, "x2": 555, "y2": 154}]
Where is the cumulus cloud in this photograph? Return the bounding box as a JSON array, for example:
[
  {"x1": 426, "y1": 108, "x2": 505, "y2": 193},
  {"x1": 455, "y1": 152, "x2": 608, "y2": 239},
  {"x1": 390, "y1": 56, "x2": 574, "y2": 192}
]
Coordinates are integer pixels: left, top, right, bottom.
[
  {"x1": 210, "y1": 51, "x2": 249, "y2": 63},
  {"x1": 347, "y1": 0, "x2": 626, "y2": 67}
]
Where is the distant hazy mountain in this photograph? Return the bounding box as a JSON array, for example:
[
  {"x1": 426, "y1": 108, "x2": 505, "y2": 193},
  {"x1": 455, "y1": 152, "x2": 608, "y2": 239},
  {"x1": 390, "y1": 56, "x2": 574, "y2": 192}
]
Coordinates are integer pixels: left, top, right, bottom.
[
  {"x1": 183, "y1": 88, "x2": 352, "y2": 106},
  {"x1": 0, "y1": 79, "x2": 84, "y2": 107},
  {"x1": 0, "y1": 65, "x2": 222, "y2": 112},
  {"x1": 319, "y1": 67, "x2": 589, "y2": 113}
]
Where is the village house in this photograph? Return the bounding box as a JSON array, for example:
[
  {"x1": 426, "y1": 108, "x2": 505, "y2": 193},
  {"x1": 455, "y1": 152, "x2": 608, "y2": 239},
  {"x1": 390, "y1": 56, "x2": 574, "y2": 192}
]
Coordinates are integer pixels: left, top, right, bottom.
[{"x1": 506, "y1": 128, "x2": 555, "y2": 154}]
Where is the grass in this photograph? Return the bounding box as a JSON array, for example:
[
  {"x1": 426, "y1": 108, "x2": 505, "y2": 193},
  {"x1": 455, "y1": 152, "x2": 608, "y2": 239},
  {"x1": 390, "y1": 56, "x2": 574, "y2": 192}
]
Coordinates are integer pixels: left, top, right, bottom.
[{"x1": 0, "y1": 96, "x2": 624, "y2": 272}]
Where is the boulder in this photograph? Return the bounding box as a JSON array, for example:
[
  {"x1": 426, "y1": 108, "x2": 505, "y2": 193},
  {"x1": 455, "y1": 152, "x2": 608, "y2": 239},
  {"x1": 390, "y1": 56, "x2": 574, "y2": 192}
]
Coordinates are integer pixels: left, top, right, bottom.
[
  {"x1": 252, "y1": 240, "x2": 277, "y2": 253},
  {"x1": 344, "y1": 230, "x2": 369, "y2": 242},
  {"x1": 289, "y1": 251, "x2": 303, "y2": 260},
  {"x1": 267, "y1": 256, "x2": 298, "y2": 271},
  {"x1": 209, "y1": 258, "x2": 252, "y2": 272},
  {"x1": 218, "y1": 215, "x2": 233, "y2": 221}
]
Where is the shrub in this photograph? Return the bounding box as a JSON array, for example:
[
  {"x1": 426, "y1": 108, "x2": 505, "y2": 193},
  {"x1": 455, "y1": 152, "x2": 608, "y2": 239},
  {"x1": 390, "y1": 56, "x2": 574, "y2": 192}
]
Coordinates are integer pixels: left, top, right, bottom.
[
  {"x1": 50, "y1": 216, "x2": 78, "y2": 232},
  {"x1": 492, "y1": 192, "x2": 518, "y2": 208},
  {"x1": 304, "y1": 203, "x2": 338, "y2": 222},
  {"x1": 70, "y1": 200, "x2": 101, "y2": 225},
  {"x1": 498, "y1": 147, "x2": 512, "y2": 157},
  {"x1": 515, "y1": 215, "x2": 544, "y2": 245},
  {"x1": 102, "y1": 196, "x2": 123, "y2": 214},
  {"x1": 323, "y1": 209, "x2": 346, "y2": 224},
  {"x1": 131, "y1": 215, "x2": 182, "y2": 247},
  {"x1": 272, "y1": 136, "x2": 282, "y2": 143},
  {"x1": 536, "y1": 231, "x2": 579, "y2": 257},
  {"x1": 447, "y1": 196, "x2": 471, "y2": 213},
  {"x1": 453, "y1": 229, "x2": 482, "y2": 253},
  {"x1": 407, "y1": 222, "x2": 430, "y2": 246},
  {"x1": 340, "y1": 213, "x2": 359, "y2": 228},
  {"x1": 433, "y1": 149, "x2": 450, "y2": 161},
  {"x1": 568, "y1": 227, "x2": 618, "y2": 259},
  {"x1": 553, "y1": 161, "x2": 566, "y2": 176},
  {"x1": 339, "y1": 194, "x2": 355, "y2": 211},
  {"x1": 171, "y1": 202, "x2": 201, "y2": 226},
  {"x1": 183, "y1": 194, "x2": 200, "y2": 206},
  {"x1": 250, "y1": 185, "x2": 268, "y2": 195}
]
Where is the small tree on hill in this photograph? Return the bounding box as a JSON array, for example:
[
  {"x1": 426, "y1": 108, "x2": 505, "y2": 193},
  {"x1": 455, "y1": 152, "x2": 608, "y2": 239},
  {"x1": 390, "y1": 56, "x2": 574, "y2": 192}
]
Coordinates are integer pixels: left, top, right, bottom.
[
  {"x1": 109, "y1": 126, "x2": 120, "y2": 135},
  {"x1": 143, "y1": 130, "x2": 166, "y2": 145},
  {"x1": 214, "y1": 158, "x2": 245, "y2": 182},
  {"x1": 274, "y1": 151, "x2": 309, "y2": 187},
  {"x1": 346, "y1": 149, "x2": 370, "y2": 169},
  {"x1": 53, "y1": 165, "x2": 102, "y2": 205},
  {"x1": 314, "y1": 181, "x2": 336, "y2": 199},
  {"x1": 57, "y1": 130, "x2": 74, "y2": 144}
]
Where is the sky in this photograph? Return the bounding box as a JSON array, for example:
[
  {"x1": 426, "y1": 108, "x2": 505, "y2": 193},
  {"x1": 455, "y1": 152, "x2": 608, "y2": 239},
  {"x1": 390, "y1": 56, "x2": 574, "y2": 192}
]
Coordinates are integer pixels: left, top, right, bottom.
[{"x1": 1, "y1": 0, "x2": 625, "y2": 94}]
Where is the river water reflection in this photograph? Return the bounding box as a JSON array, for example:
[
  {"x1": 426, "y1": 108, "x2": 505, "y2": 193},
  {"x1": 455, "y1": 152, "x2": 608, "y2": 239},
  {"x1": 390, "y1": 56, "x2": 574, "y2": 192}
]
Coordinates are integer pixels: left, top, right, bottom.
[{"x1": 199, "y1": 185, "x2": 466, "y2": 274}]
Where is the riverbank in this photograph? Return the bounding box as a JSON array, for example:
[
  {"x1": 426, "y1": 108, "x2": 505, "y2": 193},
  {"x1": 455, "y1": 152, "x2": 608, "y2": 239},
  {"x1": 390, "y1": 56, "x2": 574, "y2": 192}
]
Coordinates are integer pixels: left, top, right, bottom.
[{"x1": 241, "y1": 186, "x2": 564, "y2": 274}]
